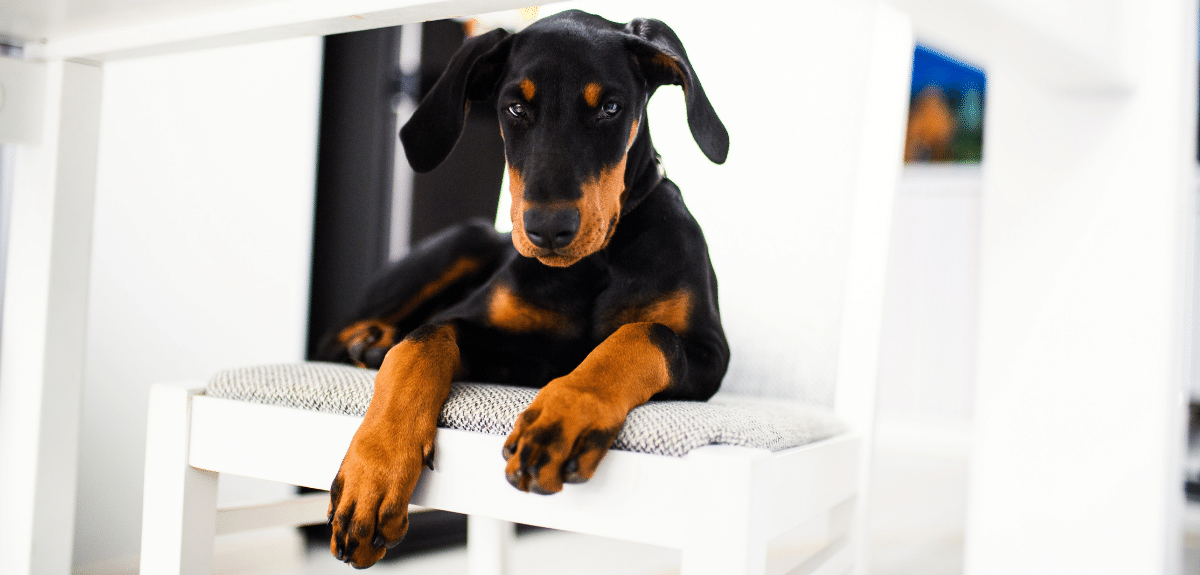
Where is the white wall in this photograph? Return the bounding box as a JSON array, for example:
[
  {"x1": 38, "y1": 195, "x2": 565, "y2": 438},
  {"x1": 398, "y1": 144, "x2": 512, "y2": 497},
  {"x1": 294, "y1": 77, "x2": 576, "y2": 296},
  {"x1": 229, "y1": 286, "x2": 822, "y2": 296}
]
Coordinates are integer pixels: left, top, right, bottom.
[
  {"x1": 878, "y1": 165, "x2": 980, "y2": 432},
  {"x1": 870, "y1": 164, "x2": 980, "y2": 573},
  {"x1": 72, "y1": 36, "x2": 322, "y2": 570},
  {"x1": 963, "y1": 2, "x2": 1194, "y2": 571}
]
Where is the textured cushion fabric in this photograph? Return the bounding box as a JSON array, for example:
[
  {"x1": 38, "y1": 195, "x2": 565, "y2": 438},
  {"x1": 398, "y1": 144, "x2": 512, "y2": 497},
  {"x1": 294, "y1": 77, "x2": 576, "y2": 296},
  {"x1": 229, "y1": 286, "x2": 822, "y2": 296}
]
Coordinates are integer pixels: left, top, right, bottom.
[{"x1": 206, "y1": 362, "x2": 847, "y2": 457}]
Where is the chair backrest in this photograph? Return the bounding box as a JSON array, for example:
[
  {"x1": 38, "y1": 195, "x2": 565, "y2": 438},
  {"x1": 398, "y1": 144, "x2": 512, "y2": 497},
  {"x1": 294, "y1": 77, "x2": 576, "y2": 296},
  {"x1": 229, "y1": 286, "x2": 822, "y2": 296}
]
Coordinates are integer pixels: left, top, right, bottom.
[{"x1": 601, "y1": 1, "x2": 912, "y2": 431}]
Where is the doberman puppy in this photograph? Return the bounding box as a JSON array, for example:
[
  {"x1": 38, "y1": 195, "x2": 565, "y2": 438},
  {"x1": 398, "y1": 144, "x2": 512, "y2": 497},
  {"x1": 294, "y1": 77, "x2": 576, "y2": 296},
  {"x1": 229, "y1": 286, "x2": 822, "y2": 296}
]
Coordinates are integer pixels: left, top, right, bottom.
[{"x1": 320, "y1": 10, "x2": 730, "y2": 568}]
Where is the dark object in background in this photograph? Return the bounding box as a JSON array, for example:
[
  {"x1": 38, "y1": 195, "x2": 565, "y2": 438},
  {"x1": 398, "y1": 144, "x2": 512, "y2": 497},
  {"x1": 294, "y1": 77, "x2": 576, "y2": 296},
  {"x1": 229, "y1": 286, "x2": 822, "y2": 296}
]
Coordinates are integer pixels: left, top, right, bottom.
[
  {"x1": 303, "y1": 21, "x2": 507, "y2": 560},
  {"x1": 306, "y1": 27, "x2": 402, "y2": 361},
  {"x1": 409, "y1": 20, "x2": 507, "y2": 245},
  {"x1": 304, "y1": 507, "x2": 468, "y2": 558},
  {"x1": 1187, "y1": 402, "x2": 1199, "y2": 501},
  {"x1": 306, "y1": 21, "x2": 507, "y2": 358}
]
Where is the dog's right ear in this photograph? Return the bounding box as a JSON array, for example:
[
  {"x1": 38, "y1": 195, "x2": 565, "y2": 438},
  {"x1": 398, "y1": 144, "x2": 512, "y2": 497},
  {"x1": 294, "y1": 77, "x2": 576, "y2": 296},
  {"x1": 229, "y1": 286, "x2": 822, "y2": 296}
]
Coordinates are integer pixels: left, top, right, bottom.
[
  {"x1": 400, "y1": 28, "x2": 512, "y2": 173},
  {"x1": 623, "y1": 18, "x2": 728, "y2": 165}
]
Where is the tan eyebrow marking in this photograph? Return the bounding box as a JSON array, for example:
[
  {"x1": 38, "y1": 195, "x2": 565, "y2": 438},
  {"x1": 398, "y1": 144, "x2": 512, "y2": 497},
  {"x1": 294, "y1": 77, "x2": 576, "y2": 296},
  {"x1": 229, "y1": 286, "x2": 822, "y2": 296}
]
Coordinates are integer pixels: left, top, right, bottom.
[
  {"x1": 583, "y1": 82, "x2": 602, "y2": 107},
  {"x1": 520, "y1": 78, "x2": 536, "y2": 101}
]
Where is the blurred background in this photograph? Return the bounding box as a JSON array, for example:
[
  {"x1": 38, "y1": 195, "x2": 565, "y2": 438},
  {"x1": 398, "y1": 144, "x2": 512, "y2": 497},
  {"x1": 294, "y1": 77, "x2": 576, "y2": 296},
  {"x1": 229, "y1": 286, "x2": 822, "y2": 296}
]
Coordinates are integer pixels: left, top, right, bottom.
[{"x1": 0, "y1": 1, "x2": 1195, "y2": 574}]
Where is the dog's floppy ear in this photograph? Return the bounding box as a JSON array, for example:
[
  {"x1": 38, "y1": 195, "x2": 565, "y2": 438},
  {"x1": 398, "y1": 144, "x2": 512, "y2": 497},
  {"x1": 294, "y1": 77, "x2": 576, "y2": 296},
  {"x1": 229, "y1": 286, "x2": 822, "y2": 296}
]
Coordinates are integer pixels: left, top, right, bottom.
[
  {"x1": 400, "y1": 28, "x2": 513, "y2": 173},
  {"x1": 623, "y1": 18, "x2": 728, "y2": 164}
]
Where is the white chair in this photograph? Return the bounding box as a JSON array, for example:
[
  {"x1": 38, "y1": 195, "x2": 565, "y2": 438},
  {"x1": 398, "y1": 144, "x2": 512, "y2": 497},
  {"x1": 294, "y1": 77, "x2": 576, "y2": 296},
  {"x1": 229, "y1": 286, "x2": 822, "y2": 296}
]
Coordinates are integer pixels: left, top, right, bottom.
[{"x1": 138, "y1": 4, "x2": 912, "y2": 574}]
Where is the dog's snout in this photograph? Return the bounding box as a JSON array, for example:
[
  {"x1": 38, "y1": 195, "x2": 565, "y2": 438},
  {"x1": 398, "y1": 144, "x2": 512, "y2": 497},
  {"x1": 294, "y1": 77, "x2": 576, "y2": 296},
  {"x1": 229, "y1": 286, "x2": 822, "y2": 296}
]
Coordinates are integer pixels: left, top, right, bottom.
[{"x1": 524, "y1": 208, "x2": 580, "y2": 250}]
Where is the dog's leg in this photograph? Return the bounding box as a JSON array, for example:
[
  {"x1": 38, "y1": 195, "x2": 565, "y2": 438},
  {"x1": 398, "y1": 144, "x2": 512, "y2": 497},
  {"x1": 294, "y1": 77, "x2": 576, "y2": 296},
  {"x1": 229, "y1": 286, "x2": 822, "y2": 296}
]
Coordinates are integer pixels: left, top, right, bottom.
[
  {"x1": 328, "y1": 323, "x2": 460, "y2": 568},
  {"x1": 502, "y1": 322, "x2": 682, "y2": 494},
  {"x1": 318, "y1": 219, "x2": 510, "y2": 367}
]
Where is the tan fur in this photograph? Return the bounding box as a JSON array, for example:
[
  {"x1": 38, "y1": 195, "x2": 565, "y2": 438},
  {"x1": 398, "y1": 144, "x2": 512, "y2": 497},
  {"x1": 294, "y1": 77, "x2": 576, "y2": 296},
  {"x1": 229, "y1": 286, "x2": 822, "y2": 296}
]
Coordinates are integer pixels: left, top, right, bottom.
[
  {"x1": 583, "y1": 82, "x2": 602, "y2": 107},
  {"x1": 507, "y1": 151, "x2": 627, "y2": 268},
  {"x1": 336, "y1": 320, "x2": 396, "y2": 367},
  {"x1": 391, "y1": 257, "x2": 481, "y2": 322},
  {"x1": 329, "y1": 324, "x2": 460, "y2": 568},
  {"x1": 488, "y1": 283, "x2": 573, "y2": 335},
  {"x1": 503, "y1": 322, "x2": 672, "y2": 493},
  {"x1": 506, "y1": 165, "x2": 539, "y2": 258},
  {"x1": 652, "y1": 53, "x2": 685, "y2": 87},
  {"x1": 335, "y1": 257, "x2": 481, "y2": 367},
  {"x1": 608, "y1": 288, "x2": 692, "y2": 335},
  {"x1": 520, "y1": 77, "x2": 536, "y2": 101}
]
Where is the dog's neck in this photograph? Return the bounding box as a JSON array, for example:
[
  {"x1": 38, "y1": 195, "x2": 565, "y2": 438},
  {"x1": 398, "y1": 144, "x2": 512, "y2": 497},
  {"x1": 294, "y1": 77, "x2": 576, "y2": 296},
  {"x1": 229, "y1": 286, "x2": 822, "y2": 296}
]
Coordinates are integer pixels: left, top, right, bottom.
[{"x1": 621, "y1": 114, "x2": 665, "y2": 217}]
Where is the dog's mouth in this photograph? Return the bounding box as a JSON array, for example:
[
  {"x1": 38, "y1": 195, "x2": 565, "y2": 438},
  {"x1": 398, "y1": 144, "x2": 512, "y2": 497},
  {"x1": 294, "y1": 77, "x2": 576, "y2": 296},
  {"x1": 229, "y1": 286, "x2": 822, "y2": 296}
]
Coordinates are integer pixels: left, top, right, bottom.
[
  {"x1": 531, "y1": 249, "x2": 585, "y2": 268},
  {"x1": 513, "y1": 213, "x2": 619, "y2": 268},
  {"x1": 513, "y1": 241, "x2": 586, "y2": 268},
  {"x1": 507, "y1": 164, "x2": 625, "y2": 268}
]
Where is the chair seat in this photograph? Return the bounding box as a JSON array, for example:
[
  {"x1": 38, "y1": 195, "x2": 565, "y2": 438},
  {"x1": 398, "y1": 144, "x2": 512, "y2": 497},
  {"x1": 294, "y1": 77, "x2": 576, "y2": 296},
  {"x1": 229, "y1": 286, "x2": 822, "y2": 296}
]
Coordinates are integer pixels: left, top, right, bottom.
[{"x1": 206, "y1": 362, "x2": 847, "y2": 457}]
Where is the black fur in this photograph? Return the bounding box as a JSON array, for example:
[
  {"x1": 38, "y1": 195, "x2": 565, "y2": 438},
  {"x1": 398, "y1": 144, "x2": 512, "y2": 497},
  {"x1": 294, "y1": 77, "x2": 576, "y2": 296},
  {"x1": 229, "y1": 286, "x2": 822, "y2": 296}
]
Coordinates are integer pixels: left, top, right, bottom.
[
  {"x1": 325, "y1": 12, "x2": 733, "y2": 565},
  {"x1": 322, "y1": 9, "x2": 730, "y2": 404}
]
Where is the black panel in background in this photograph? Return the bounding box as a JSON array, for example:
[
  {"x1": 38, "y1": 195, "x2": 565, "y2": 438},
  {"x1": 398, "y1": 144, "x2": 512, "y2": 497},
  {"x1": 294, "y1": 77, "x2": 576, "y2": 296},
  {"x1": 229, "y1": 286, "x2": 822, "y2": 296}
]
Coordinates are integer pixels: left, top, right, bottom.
[
  {"x1": 306, "y1": 20, "x2": 507, "y2": 356},
  {"x1": 302, "y1": 21, "x2": 512, "y2": 562},
  {"x1": 409, "y1": 20, "x2": 507, "y2": 245},
  {"x1": 306, "y1": 27, "x2": 402, "y2": 360}
]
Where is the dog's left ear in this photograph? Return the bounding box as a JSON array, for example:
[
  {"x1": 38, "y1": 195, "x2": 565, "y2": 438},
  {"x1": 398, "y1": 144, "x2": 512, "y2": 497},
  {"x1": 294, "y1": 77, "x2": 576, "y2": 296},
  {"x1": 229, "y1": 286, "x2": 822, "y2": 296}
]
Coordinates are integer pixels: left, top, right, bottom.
[
  {"x1": 623, "y1": 18, "x2": 728, "y2": 164},
  {"x1": 400, "y1": 28, "x2": 513, "y2": 173}
]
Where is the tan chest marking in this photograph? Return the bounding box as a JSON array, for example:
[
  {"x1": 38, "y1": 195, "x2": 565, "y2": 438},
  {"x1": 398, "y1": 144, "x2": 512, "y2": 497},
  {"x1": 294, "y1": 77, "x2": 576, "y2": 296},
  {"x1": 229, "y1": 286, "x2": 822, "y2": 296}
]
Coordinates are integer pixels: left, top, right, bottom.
[
  {"x1": 610, "y1": 289, "x2": 693, "y2": 335},
  {"x1": 488, "y1": 284, "x2": 572, "y2": 335}
]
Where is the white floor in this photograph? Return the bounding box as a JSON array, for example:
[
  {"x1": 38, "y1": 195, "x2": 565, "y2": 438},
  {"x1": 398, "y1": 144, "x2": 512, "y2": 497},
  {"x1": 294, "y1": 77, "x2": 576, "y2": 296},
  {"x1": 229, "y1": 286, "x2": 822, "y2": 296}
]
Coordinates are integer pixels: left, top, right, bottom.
[
  {"x1": 1186, "y1": 503, "x2": 1200, "y2": 575},
  {"x1": 867, "y1": 447, "x2": 967, "y2": 575}
]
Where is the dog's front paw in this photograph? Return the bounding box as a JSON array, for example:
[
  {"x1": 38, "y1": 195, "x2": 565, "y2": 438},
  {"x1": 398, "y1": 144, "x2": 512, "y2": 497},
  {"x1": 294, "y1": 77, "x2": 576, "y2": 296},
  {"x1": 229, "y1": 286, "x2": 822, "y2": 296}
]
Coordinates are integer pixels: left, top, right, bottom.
[
  {"x1": 328, "y1": 427, "x2": 433, "y2": 568},
  {"x1": 502, "y1": 382, "x2": 624, "y2": 494}
]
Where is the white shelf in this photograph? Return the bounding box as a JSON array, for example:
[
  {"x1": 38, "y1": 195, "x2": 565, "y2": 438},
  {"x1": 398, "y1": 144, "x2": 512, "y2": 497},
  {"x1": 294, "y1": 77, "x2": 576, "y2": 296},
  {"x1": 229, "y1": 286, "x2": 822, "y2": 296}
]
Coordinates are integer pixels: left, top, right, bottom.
[{"x1": 0, "y1": 0, "x2": 528, "y2": 61}]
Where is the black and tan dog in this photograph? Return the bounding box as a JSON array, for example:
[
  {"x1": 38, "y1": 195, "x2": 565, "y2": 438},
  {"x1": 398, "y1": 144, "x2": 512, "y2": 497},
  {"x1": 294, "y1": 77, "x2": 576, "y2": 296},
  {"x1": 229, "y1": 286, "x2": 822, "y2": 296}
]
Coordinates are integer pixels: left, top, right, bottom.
[{"x1": 320, "y1": 10, "x2": 730, "y2": 568}]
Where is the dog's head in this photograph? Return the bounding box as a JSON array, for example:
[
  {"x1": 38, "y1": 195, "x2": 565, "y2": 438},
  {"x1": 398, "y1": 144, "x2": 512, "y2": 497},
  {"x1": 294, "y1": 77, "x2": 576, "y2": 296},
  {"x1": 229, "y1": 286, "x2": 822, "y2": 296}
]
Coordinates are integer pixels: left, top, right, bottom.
[{"x1": 400, "y1": 10, "x2": 727, "y2": 267}]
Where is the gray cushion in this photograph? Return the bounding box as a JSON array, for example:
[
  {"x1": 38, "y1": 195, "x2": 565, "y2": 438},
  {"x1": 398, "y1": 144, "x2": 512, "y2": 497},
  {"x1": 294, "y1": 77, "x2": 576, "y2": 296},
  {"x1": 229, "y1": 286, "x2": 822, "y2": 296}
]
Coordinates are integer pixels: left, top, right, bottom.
[{"x1": 205, "y1": 362, "x2": 847, "y2": 457}]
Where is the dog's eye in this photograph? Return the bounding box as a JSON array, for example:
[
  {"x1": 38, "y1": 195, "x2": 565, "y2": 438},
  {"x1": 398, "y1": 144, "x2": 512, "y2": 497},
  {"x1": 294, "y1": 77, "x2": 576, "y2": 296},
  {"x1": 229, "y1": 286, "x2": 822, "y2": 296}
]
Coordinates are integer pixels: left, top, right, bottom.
[
  {"x1": 507, "y1": 103, "x2": 527, "y2": 118},
  {"x1": 599, "y1": 102, "x2": 621, "y2": 119}
]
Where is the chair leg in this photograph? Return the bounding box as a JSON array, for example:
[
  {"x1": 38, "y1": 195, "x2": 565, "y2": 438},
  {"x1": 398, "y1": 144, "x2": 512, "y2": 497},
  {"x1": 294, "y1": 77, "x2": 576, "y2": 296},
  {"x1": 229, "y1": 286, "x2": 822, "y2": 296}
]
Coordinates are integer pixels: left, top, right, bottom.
[
  {"x1": 785, "y1": 497, "x2": 860, "y2": 575},
  {"x1": 837, "y1": 495, "x2": 865, "y2": 575},
  {"x1": 140, "y1": 384, "x2": 219, "y2": 575},
  {"x1": 467, "y1": 515, "x2": 515, "y2": 575}
]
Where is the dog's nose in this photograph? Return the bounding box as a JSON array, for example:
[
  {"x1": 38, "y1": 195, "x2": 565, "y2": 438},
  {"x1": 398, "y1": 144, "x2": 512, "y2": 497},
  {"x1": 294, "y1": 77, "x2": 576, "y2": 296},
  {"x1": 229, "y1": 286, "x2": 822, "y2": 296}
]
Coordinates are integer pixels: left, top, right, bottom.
[{"x1": 524, "y1": 208, "x2": 580, "y2": 250}]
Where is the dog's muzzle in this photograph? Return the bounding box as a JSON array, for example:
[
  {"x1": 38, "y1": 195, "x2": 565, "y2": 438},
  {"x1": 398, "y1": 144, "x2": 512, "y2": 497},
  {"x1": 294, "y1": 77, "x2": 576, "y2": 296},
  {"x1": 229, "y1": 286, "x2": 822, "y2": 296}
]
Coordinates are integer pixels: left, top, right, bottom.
[{"x1": 523, "y1": 207, "x2": 580, "y2": 251}]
